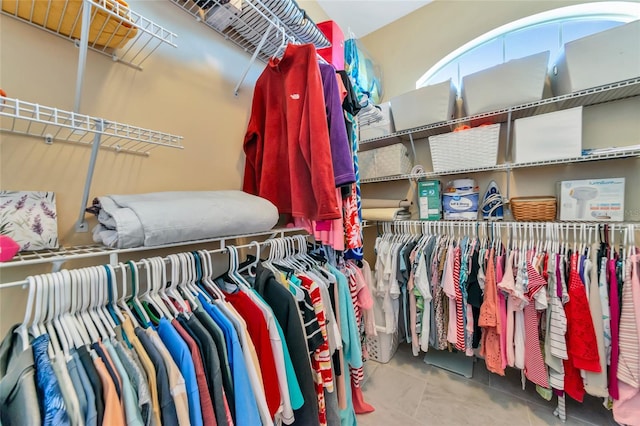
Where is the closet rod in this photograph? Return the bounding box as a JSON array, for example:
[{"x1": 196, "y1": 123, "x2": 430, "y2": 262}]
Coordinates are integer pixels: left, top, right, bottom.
[
  {"x1": 378, "y1": 220, "x2": 640, "y2": 229},
  {"x1": 0, "y1": 234, "x2": 312, "y2": 290}
]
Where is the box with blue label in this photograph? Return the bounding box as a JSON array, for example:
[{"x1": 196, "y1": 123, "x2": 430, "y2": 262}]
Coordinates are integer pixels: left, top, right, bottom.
[
  {"x1": 443, "y1": 179, "x2": 479, "y2": 220},
  {"x1": 418, "y1": 180, "x2": 441, "y2": 220},
  {"x1": 558, "y1": 178, "x2": 625, "y2": 221}
]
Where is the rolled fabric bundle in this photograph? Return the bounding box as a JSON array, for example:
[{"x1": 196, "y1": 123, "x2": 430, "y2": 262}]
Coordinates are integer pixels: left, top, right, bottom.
[
  {"x1": 361, "y1": 198, "x2": 412, "y2": 209},
  {"x1": 361, "y1": 207, "x2": 411, "y2": 221}
]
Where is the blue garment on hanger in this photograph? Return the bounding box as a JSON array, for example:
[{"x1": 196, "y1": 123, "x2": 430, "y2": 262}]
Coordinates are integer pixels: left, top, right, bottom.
[
  {"x1": 32, "y1": 334, "x2": 70, "y2": 426},
  {"x1": 198, "y1": 294, "x2": 261, "y2": 426},
  {"x1": 157, "y1": 318, "x2": 203, "y2": 426}
]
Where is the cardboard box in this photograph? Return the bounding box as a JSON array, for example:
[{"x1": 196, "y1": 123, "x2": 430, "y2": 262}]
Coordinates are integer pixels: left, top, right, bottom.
[
  {"x1": 557, "y1": 178, "x2": 625, "y2": 221},
  {"x1": 551, "y1": 21, "x2": 640, "y2": 95},
  {"x1": 390, "y1": 80, "x2": 456, "y2": 131},
  {"x1": 317, "y1": 20, "x2": 345, "y2": 70},
  {"x1": 461, "y1": 51, "x2": 550, "y2": 116},
  {"x1": 513, "y1": 106, "x2": 582, "y2": 163},
  {"x1": 205, "y1": 0, "x2": 242, "y2": 31},
  {"x1": 418, "y1": 180, "x2": 442, "y2": 220},
  {"x1": 359, "y1": 102, "x2": 395, "y2": 141}
]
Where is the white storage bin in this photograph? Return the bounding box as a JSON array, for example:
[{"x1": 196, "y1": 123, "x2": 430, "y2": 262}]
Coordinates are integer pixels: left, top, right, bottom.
[
  {"x1": 359, "y1": 143, "x2": 413, "y2": 179},
  {"x1": 513, "y1": 106, "x2": 582, "y2": 164},
  {"x1": 461, "y1": 51, "x2": 550, "y2": 116},
  {"x1": 366, "y1": 327, "x2": 399, "y2": 364},
  {"x1": 551, "y1": 21, "x2": 640, "y2": 96},
  {"x1": 390, "y1": 79, "x2": 456, "y2": 131},
  {"x1": 359, "y1": 102, "x2": 395, "y2": 141},
  {"x1": 428, "y1": 124, "x2": 500, "y2": 173}
]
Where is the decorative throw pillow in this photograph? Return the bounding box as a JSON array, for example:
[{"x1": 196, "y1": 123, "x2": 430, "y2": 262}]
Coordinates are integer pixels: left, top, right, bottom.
[{"x1": 0, "y1": 191, "x2": 59, "y2": 251}]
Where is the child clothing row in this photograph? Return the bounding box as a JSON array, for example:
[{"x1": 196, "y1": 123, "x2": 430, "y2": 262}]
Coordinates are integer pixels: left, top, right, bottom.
[
  {"x1": 374, "y1": 228, "x2": 640, "y2": 424},
  {"x1": 0, "y1": 247, "x2": 377, "y2": 426}
]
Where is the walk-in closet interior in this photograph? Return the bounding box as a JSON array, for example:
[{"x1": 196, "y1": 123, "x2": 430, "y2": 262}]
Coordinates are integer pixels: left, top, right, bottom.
[{"x1": 1, "y1": 1, "x2": 639, "y2": 425}]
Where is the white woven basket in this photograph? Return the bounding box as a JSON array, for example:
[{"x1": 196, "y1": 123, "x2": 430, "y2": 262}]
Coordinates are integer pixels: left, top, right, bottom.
[
  {"x1": 365, "y1": 327, "x2": 399, "y2": 363},
  {"x1": 428, "y1": 124, "x2": 500, "y2": 173}
]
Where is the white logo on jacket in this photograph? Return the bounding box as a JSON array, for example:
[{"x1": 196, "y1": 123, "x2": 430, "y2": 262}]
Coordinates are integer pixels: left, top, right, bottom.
[{"x1": 290, "y1": 94, "x2": 300, "y2": 100}]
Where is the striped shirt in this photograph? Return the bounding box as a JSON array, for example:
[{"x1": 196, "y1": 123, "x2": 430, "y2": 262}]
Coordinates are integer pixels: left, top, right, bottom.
[{"x1": 616, "y1": 255, "x2": 640, "y2": 388}]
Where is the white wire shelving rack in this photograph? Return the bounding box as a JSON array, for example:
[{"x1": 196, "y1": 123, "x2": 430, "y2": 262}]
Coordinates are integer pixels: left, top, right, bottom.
[
  {"x1": 0, "y1": 97, "x2": 184, "y2": 155},
  {"x1": 359, "y1": 77, "x2": 640, "y2": 148},
  {"x1": 360, "y1": 146, "x2": 640, "y2": 184},
  {"x1": 0, "y1": 227, "x2": 306, "y2": 273},
  {"x1": 1, "y1": 0, "x2": 178, "y2": 111},
  {"x1": 168, "y1": 0, "x2": 331, "y2": 94},
  {"x1": 0, "y1": 95, "x2": 184, "y2": 232}
]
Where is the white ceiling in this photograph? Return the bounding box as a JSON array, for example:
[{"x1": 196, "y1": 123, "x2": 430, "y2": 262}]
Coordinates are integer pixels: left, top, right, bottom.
[{"x1": 316, "y1": 0, "x2": 432, "y2": 38}]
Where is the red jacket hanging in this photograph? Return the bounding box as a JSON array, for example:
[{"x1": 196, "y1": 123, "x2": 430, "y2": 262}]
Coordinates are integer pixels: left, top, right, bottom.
[{"x1": 243, "y1": 43, "x2": 341, "y2": 221}]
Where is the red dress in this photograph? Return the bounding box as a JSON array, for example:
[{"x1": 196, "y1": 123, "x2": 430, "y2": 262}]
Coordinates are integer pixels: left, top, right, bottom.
[{"x1": 563, "y1": 253, "x2": 602, "y2": 402}]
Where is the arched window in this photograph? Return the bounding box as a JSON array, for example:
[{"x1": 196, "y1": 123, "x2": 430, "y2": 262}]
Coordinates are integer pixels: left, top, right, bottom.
[{"x1": 416, "y1": 2, "x2": 640, "y2": 90}]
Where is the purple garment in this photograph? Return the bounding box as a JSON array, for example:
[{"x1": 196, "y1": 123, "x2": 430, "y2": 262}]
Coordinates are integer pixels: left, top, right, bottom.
[
  {"x1": 319, "y1": 62, "x2": 355, "y2": 187},
  {"x1": 608, "y1": 259, "x2": 620, "y2": 400}
]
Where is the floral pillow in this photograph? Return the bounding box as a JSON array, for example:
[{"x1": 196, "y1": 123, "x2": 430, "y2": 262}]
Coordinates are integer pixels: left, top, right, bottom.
[{"x1": 0, "y1": 191, "x2": 59, "y2": 251}]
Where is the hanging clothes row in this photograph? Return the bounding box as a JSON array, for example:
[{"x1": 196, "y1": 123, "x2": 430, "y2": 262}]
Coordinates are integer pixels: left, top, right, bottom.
[
  {"x1": 373, "y1": 221, "x2": 640, "y2": 424},
  {"x1": 0, "y1": 235, "x2": 376, "y2": 426},
  {"x1": 242, "y1": 42, "x2": 364, "y2": 259}
]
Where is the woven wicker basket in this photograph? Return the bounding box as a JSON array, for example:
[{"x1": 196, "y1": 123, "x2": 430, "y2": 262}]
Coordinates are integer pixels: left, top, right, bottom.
[
  {"x1": 510, "y1": 196, "x2": 557, "y2": 221},
  {"x1": 428, "y1": 124, "x2": 500, "y2": 173}
]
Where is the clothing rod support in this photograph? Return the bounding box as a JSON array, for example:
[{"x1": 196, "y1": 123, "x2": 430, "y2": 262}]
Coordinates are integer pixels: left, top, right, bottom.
[
  {"x1": 73, "y1": 0, "x2": 92, "y2": 113},
  {"x1": 0, "y1": 234, "x2": 312, "y2": 290},
  {"x1": 75, "y1": 119, "x2": 104, "y2": 232},
  {"x1": 234, "y1": 23, "x2": 274, "y2": 96}
]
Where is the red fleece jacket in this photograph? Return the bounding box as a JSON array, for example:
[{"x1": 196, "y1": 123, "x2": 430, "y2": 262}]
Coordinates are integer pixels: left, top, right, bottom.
[{"x1": 243, "y1": 43, "x2": 341, "y2": 221}]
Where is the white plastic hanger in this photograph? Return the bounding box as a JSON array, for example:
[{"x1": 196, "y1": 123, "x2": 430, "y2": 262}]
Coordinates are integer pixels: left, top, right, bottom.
[
  {"x1": 17, "y1": 275, "x2": 37, "y2": 350},
  {"x1": 88, "y1": 266, "x2": 111, "y2": 340},
  {"x1": 185, "y1": 252, "x2": 207, "y2": 304},
  {"x1": 128, "y1": 260, "x2": 152, "y2": 327},
  {"x1": 29, "y1": 274, "x2": 46, "y2": 339},
  {"x1": 97, "y1": 266, "x2": 117, "y2": 333},
  {"x1": 60, "y1": 269, "x2": 85, "y2": 348},
  {"x1": 49, "y1": 272, "x2": 71, "y2": 358},
  {"x1": 106, "y1": 264, "x2": 125, "y2": 325},
  {"x1": 117, "y1": 262, "x2": 140, "y2": 328},
  {"x1": 41, "y1": 274, "x2": 63, "y2": 358},
  {"x1": 68, "y1": 268, "x2": 92, "y2": 345}
]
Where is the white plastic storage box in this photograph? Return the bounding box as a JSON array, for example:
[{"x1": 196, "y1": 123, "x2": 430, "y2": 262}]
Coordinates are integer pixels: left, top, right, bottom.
[
  {"x1": 512, "y1": 106, "x2": 583, "y2": 164},
  {"x1": 390, "y1": 79, "x2": 456, "y2": 131},
  {"x1": 428, "y1": 124, "x2": 500, "y2": 173},
  {"x1": 551, "y1": 21, "x2": 640, "y2": 96},
  {"x1": 461, "y1": 51, "x2": 550, "y2": 116},
  {"x1": 366, "y1": 326, "x2": 399, "y2": 364},
  {"x1": 359, "y1": 102, "x2": 395, "y2": 141},
  {"x1": 359, "y1": 143, "x2": 413, "y2": 179}
]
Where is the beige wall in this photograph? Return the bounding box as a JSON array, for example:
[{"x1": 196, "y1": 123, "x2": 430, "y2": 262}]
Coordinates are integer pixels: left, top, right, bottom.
[{"x1": 0, "y1": 0, "x2": 327, "y2": 335}]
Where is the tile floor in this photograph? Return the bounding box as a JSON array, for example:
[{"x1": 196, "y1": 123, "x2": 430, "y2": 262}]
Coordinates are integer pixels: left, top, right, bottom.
[{"x1": 355, "y1": 344, "x2": 618, "y2": 426}]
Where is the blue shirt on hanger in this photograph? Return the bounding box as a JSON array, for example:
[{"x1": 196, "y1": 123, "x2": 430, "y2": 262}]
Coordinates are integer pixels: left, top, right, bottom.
[
  {"x1": 198, "y1": 294, "x2": 262, "y2": 426},
  {"x1": 157, "y1": 318, "x2": 203, "y2": 426}
]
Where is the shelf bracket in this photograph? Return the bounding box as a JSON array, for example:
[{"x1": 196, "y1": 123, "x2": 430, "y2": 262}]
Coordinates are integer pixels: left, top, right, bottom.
[
  {"x1": 75, "y1": 119, "x2": 104, "y2": 232},
  {"x1": 73, "y1": 0, "x2": 92, "y2": 113},
  {"x1": 234, "y1": 23, "x2": 274, "y2": 96}
]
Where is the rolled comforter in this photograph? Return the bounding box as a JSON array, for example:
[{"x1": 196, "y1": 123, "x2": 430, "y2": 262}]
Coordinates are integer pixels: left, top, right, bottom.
[{"x1": 88, "y1": 191, "x2": 279, "y2": 248}]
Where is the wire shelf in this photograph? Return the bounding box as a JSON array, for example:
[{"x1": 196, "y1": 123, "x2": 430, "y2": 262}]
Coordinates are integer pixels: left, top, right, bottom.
[
  {"x1": 0, "y1": 227, "x2": 306, "y2": 270},
  {"x1": 0, "y1": 96, "x2": 184, "y2": 155},
  {"x1": 359, "y1": 77, "x2": 640, "y2": 146},
  {"x1": 1, "y1": 0, "x2": 178, "y2": 70},
  {"x1": 359, "y1": 147, "x2": 640, "y2": 184},
  {"x1": 169, "y1": 0, "x2": 330, "y2": 63}
]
